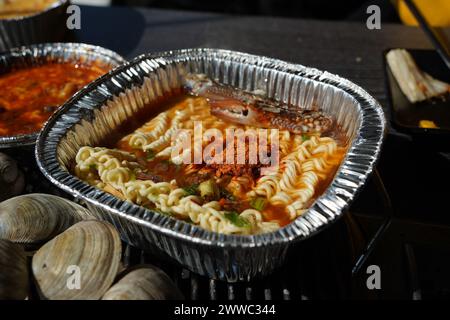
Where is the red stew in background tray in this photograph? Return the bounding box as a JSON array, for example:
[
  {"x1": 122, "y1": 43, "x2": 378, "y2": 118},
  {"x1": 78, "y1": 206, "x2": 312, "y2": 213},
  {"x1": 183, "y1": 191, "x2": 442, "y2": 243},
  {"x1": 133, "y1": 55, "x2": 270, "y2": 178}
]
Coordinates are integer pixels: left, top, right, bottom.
[{"x1": 0, "y1": 61, "x2": 111, "y2": 137}]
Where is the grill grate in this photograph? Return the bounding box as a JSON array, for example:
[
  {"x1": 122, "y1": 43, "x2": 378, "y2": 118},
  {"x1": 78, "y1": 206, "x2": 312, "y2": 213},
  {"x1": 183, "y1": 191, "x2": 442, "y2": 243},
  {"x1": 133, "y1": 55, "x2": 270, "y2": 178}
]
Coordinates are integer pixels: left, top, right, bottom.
[
  {"x1": 123, "y1": 244, "x2": 307, "y2": 300},
  {"x1": 121, "y1": 209, "x2": 359, "y2": 300}
]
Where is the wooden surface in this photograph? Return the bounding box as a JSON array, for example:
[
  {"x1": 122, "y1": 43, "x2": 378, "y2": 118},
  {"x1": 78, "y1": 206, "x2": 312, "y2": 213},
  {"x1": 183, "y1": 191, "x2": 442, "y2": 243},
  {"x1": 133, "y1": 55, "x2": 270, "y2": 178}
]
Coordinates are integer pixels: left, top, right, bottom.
[{"x1": 74, "y1": 6, "x2": 450, "y2": 132}]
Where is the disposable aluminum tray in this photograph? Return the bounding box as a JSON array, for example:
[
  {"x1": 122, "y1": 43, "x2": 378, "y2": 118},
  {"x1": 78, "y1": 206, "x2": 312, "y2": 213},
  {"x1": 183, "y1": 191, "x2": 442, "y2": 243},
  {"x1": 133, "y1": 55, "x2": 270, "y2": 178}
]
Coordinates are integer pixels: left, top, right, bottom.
[
  {"x1": 36, "y1": 49, "x2": 386, "y2": 281},
  {"x1": 0, "y1": 0, "x2": 69, "y2": 51},
  {"x1": 0, "y1": 42, "x2": 126, "y2": 149}
]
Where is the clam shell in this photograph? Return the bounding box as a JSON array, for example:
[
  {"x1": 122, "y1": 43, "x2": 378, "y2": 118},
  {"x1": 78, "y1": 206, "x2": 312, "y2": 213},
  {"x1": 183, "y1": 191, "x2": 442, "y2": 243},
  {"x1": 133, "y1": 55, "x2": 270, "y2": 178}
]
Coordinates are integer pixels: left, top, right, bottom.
[
  {"x1": 0, "y1": 153, "x2": 24, "y2": 201},
  {"x1": 102, "y1": 265, "x2": 183, "y2": 300},
  {"x1": 32, "y1": 220, "x2": 121, "y2": 300},
  {"x1": 0, "y1": 193, "x2": 93, "y2": 245},
  {"x1": 0, "y1": 239, "x2": 29, "y2": 299}
]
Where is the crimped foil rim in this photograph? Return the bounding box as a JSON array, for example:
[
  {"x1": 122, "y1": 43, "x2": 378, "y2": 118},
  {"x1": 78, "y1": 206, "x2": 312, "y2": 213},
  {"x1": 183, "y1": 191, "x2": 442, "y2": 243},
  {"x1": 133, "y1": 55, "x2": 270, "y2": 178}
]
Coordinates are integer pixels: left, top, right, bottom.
[
  {"x1": 0, "y1": 42, "x2": 126, "y2": 148},
  {"x1": 0, "y1": 0, "x2": 68, "y2": 22},
  {"x1": 36, "y1": 48, "x2": 386, "y2": 248}
]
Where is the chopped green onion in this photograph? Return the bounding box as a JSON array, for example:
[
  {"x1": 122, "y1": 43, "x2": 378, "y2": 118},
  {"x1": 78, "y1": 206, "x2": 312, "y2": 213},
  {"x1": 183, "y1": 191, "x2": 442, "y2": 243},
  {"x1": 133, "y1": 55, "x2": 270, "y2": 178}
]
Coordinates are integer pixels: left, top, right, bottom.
[
  {"x1": 250, "y1": 197, "x2": 267, "y2": 211},
  {"x1": 302, "y1": 134, "x2": 310, "y2": 142},
  {"x1": 224, "y1": 211, "x2": 250, "y2": 228},
  {"x1": 146, "y1": 149, "x2": 156, "y2": 160},
  {"x1": 183, "y1": 183, "x2": 199, "y2": 196},
  {"x1": 199, "y1": 179, "x2": 220, "y2": 199}
]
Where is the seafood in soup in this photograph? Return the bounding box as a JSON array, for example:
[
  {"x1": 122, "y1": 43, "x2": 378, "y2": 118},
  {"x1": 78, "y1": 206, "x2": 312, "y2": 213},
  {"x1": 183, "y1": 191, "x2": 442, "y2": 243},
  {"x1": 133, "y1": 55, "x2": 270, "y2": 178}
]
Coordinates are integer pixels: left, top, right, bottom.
[
  {"x1": 74, "y1": 74, "x2": 347, "y2": 235},
  {"x1": 185, "y1": 74, "x2": 333, "y2": 134}
]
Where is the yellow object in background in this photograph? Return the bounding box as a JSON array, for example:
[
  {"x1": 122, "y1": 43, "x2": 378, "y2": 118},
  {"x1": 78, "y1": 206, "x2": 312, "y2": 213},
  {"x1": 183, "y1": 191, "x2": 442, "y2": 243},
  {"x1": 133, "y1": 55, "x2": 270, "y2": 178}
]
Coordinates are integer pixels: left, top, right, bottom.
[
  {"x1": 397, "y1": 0, "x2": 450, "y2": 27},
  {"x1": 419, "y1": 120, "x2": 438, "y2": 129}
]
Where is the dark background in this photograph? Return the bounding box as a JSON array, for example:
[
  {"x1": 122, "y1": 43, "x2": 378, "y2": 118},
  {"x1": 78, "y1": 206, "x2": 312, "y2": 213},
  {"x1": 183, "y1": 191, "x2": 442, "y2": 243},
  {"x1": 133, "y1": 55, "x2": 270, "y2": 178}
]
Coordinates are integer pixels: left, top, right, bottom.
[{"x1": 112, "y1": 0, "x2": 401, "y2": 22}]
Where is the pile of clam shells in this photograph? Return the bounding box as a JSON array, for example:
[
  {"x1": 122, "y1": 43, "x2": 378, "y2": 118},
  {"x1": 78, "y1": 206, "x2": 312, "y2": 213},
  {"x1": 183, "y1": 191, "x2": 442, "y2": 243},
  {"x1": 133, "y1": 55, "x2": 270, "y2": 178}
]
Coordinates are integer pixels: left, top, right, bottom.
[{"x1": 0, "y1": 193, "x2": 183, "y2": 300}]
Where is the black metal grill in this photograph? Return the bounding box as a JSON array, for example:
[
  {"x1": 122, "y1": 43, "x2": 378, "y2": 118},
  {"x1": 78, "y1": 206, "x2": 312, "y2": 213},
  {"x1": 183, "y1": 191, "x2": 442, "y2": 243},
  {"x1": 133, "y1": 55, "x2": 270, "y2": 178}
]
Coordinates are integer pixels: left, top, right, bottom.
[
  {"x1": 124, "y1": 244, "x2": 316, "y2": 300},
  {"x1": 121, "y1": 207, "x2": 365, "y2": 300}
]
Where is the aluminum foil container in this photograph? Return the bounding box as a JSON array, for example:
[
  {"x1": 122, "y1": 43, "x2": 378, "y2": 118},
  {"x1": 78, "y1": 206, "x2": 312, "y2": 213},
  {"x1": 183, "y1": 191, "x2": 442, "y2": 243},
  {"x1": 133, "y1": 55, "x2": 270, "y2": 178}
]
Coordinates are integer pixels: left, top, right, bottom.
[
  {"x1": 36, "y1": 49, "x2": 386, "y2": 281},
  {"x1": 0, "y1": 42, "x2": 126, "y2": 149},
  {"x1": 0, "y1": 0, "x2": 70, "y2": 51}
]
